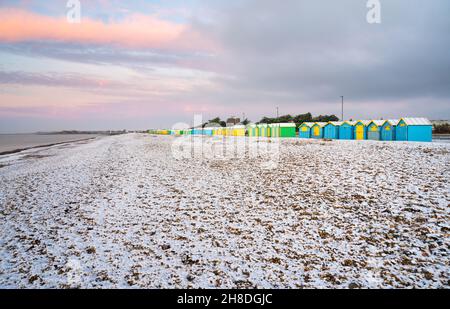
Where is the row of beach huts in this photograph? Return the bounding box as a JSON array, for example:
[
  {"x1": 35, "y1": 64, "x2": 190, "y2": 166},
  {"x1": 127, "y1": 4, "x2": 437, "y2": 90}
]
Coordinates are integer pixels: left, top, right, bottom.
[{"x1": 149, "y1": 118, "x2": 433, "y2": 142}]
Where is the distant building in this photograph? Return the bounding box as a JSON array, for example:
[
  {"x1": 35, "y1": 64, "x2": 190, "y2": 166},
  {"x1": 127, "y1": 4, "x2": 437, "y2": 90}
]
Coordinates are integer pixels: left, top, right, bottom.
[{"x1": 226, "y1": 117, "x2": 240, "y2": 126}]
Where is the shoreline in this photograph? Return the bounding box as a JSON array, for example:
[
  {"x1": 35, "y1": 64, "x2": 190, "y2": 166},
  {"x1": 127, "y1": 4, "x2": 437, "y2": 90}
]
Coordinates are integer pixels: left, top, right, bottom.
[{"x1": 0, "y1": 136, "x2": 99, "y2": 156}]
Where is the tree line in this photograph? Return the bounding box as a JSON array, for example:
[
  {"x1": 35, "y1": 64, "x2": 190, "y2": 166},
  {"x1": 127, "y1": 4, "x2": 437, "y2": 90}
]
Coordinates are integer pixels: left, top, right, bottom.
[
  {"x1": 203, "y1": 113, "x2": 339, "y2": 128},
  {"x1": 433, "y1": 123, "x2": 450, "y2": 134}
]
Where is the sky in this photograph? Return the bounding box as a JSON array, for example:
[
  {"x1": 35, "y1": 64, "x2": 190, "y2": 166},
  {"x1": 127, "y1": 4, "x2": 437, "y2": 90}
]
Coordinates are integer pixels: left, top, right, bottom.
[{"x1": 0, "y1": 0, "x2": 449, "y2": 133}]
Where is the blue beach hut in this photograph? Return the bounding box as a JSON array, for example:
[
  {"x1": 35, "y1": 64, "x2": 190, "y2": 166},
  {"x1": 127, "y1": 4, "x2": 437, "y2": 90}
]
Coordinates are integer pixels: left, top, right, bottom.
[
  {"x1": 298, "y1": 122, "x2": 314, "y2": 138},
  {"x1": 339, "y1": 121, "x2": 355, "y2": 140},
  {"x1": 192, "y1": 128, "x2": 203, "y2": 135},
  {"x1": 367, "y1": 120, "x2": 385, "y2": 141},
  {"x1": 396, "y1": 118, "x2": 432, "y2": 142},
  {"x1": 381, "y1": 119, "x2": 398, "y2": 141},
  {"x1": 323, "y1": 122, "x2": 341, "y2": 139},
  {"x1": 203, "y1": 128, "x2": 213, "y2": 136}
]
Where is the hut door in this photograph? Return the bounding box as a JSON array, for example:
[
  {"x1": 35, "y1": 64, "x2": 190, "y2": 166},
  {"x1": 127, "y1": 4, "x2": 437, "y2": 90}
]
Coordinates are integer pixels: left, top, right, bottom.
[
  {"x1": 356, "y1": 125, "x2": 364, "y2": 140},
  {"x1": 313, "y1": 126, "x2": 320, "y2": 136}
]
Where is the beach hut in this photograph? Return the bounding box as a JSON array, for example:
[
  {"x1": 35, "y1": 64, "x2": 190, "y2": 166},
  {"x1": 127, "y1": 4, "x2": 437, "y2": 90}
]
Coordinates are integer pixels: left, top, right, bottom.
[
  {"x1": 268, "y1": 124, "x2": 274, "y2": 137},
  {"x1": 247, "y1": 124, "x2": 258, "y2": 137},
  {"x1": 192, "y1": 128, "x2": 203, "y2": 135},
  {"x1": 381, "y1": 119, "x2": 398, "y2": 141},
  {"x1": 367, "y1": 120, "x2": 385, "y2": 141},
  {"x1": 258, "y1": 124, "x2": 268, "y2": 137},
  {"x1": 324, "y1": 122, "x2": 341, "y2": 139},
  {"x1": 278, "y1": 123, "x2": 296, "y2": 137},
  {"x1": 225, "y1": 126, "x2": 233, "y2": 136},
  {"x1": 233, "y1": 125, "x2": 246, "y2": 136},
  {"x1": 269, "y1": 124, "x2": 280, "y2": 137},
  {"x1": 298, "y1": 122, "x2": 314, "y2": 139},
  {"x1": 396, "y1": 118, "x2": 432, "y2": 142},
  {"x1": 354, "y1": 120, "x2": 369, "y2": 140},
  {"x1": 267, "y1": 124, "x2": 273, "y2": 137},
  {"x1": 339, "y1": 121, "x2": 355, "y2": 140},
  {"x1": 311, "y1": 122, "x2": 327, "y2": 139},
  {"x1": 203, "y1": 128, "x2": 213, "y2": 136}
]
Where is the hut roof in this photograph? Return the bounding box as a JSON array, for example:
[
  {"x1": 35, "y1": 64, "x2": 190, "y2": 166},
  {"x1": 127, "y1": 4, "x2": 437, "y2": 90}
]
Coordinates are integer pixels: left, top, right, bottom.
[
  {"x1": 313, "y1": 122, "x2": 327, "y2": 127},
  {"x1": 327, "y1": 121, "x2": 343, "y2": 126},
  {"x1": 368, "y1": 120, "x2": 386, "y2": 127},
  {"x1": 278, "y1": 123, "x2": 296, "y2": 127},
  {"x1": 355, "y1": 120, "x2": 371, "y2": 125},
  {"x1": 384, "y1": 119, "x2": 399, "y2": 125},
  {"x1": 299, "y1": 122, "x2": 315, "y2": 128},
  {"x1": 401, "y1": 118, "x2": 432, "y2": 126}
]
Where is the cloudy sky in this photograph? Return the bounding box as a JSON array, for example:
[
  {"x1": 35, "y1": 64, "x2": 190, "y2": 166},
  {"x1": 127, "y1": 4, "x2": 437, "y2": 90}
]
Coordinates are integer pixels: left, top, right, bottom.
[{"x1": 0, "y1": 0, "x2": 449, "y2": 133}]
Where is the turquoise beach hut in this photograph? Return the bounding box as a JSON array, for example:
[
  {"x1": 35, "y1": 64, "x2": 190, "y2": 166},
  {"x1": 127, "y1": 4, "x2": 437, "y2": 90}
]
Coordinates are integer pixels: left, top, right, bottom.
[
  {"x1": 298, "y1": 122, "x2": 314, "y2": 138},
  {"x1": 367, "y1": 120, "x2": 385, "y2": 141},
  {"x1": 192, "y1": 128, "x2": 203, "y2": 135},
  {"x1": 381, "y1": 119, "x2": 398, "y2": 141},
  {"x1": 396, "y1": 118, "x2": 432, "y2": 142},
  {"x1": 323, "y1": 122, "x2": 341, "y2": 139},
  {"x1": 311, "y1": 122, "x2": 327, "y2": 139},
  {"x1": 339, "y1": 121, "x2": 355, "y2": 140}
]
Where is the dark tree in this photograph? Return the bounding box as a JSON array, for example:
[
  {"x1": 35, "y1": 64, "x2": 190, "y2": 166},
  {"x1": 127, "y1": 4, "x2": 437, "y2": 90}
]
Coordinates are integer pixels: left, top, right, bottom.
[
  {"x1": 293, "y1": 112, "x2": 312, "y2": 124},
  {"x1": 206, "y1": 117, "x2": 226, "y2": 127},
  {"x1": 312, "y1": 114, "x2": 339, "y2": 122},
  {"x1": 433, "y1": 123, "x2": 450, "y2": 134},
  {"x1": 241, "y1": 118, "x2": 251, "y2": 125}
]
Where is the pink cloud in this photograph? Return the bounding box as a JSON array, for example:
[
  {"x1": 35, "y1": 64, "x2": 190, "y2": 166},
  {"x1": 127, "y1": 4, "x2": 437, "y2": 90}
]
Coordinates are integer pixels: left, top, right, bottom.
[{"x1": 0, "y1": 8, "x2": 216, "y2": 51}]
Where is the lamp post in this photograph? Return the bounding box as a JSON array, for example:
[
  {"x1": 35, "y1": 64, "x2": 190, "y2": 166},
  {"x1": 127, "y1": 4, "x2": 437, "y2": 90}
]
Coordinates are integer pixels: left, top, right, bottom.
[
  {"x1": 276, "y1": 106, "x2": 279, "y2": 119},
  {"x1": 340, "y1": 96, "x2": 344, "y2": 121}
]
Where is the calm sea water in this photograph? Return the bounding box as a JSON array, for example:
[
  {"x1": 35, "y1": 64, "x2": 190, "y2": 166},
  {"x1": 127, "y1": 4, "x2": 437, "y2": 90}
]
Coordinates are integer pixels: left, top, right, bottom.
[{"x1": 0, "y1": 134, "x2": 99, "y2": 154}]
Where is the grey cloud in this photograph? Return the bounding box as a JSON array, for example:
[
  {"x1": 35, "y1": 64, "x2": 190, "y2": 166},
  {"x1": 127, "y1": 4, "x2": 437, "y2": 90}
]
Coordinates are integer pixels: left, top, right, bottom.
[
  {"x1": 0, "y1": 70, "x2": 125, "y2": 89},
  {"x1": 0, "y1": 42, "x2": 216, "y2": 73},
  {"x1": 191, "y1": 0, "x2": 450, "y2": 119}
]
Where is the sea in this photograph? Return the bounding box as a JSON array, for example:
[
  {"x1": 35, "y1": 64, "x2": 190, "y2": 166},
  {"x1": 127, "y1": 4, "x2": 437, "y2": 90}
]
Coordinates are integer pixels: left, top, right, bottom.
[{"x1": 0, "y1": 134, "x2": 100, "y2": 154}]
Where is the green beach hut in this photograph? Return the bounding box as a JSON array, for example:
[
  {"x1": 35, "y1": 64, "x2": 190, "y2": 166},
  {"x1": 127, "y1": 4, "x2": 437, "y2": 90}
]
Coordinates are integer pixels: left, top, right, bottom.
[{"x1": 279, "y1": 123, "x2": 296, "y2": 137}]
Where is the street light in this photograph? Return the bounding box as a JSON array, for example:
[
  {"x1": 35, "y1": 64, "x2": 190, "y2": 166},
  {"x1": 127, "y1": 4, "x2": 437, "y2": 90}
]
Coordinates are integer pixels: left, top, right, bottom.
[{"x1": 340, "y1": 96, "x2": 344, "y2": 121}]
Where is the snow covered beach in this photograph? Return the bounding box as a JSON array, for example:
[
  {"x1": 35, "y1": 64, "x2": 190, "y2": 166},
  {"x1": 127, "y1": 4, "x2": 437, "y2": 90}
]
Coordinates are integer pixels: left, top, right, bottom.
[{"x1": 0, "y1": 133, "x2": 448, "y2": 288}]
